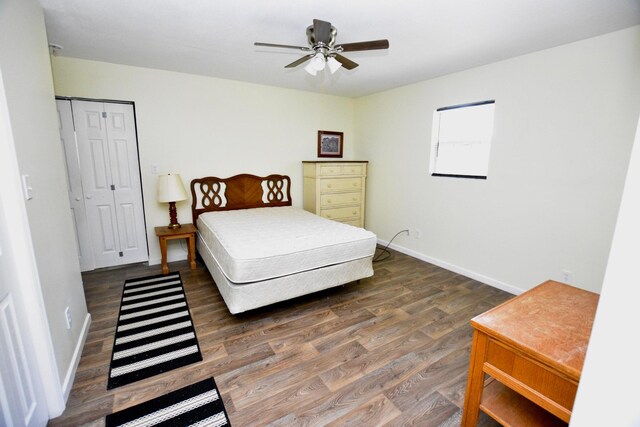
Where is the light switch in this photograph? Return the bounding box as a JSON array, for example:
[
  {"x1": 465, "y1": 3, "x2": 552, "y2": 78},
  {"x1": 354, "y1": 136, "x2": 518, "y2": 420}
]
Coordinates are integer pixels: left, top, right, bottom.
[{"x1": 22, "y1": 175, "x2": 33, "y2": 200}]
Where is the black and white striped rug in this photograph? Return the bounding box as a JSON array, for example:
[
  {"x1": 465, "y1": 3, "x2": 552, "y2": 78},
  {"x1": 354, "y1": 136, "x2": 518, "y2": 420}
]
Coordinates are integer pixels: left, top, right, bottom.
[
  {"x1": 107, "y1": 272, "x2": 203, "y2": 389},
  {"x1": 105, "y1": 377, "x2": 231, "y2": 426}
]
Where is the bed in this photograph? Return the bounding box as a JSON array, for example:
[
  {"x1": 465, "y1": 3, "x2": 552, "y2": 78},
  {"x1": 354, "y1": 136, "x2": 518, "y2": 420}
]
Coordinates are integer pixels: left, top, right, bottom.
[{"x1": 190, "y1": 173, "x2": 377, "y2": 314}]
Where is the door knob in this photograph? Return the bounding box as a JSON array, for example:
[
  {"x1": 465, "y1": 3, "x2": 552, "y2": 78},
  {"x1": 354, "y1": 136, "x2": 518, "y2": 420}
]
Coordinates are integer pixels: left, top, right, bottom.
[
  {"x1": 86, "y1": 195, "x2": 92, "y2": 199},
  {"x1": 75, "y1": 197, "x2": 81, "y2": 201}
]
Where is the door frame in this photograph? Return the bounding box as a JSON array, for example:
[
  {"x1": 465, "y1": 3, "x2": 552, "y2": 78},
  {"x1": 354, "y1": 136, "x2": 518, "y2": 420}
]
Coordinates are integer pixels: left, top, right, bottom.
[
  {"x1": 1, "y1": 68, "x2": 64, "y2": 421},
  {"x1": 55, "y1": 96, "x2": 149, "y2": 270}
]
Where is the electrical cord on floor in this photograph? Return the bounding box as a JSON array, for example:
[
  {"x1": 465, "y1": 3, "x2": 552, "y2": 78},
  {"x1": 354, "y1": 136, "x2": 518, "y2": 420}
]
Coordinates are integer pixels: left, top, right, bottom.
[{"x1": 373, "y1": 229, "x2": 409, "y2": 263}]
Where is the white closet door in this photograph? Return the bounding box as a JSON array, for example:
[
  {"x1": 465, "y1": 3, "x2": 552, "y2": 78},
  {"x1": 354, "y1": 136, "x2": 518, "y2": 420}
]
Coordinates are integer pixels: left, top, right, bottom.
[
  {"x1": 69, "y1": 100, "x2": 148, "y2": 269},
  {"x1": 104, "y1": 103, "x2": 148, "y2": 264},
  {"x1": 56, "y1": 99, "x2": 95, "y2": 271},
  {"x1": 72, "y1": 100, "x2": 121, "y2": 268}
]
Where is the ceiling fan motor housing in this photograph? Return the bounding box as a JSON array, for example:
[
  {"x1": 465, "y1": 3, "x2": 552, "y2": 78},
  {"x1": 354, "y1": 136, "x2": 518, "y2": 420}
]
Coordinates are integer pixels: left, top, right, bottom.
[{"x1": 306, "y1": 24, "x2": 337, "y2": 47}]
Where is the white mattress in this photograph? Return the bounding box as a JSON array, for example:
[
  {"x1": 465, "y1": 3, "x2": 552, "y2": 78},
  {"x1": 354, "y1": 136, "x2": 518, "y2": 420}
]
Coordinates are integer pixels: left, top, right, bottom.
[{"x1": 196, "y1": 206, "x2": 377, "y2": 283}]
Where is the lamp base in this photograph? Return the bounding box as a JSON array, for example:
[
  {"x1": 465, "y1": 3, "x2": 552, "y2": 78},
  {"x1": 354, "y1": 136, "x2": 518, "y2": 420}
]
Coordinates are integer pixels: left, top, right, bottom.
[{"x1": 167, "y1": 201, "x2": 181, "y2": 229}]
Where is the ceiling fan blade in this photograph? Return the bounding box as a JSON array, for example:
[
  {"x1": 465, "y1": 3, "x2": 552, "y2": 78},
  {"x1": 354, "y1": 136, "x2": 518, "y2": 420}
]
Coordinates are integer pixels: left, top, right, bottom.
[
  {"x1": 285, "y1": 54, "x2": 313, "y2": 68},
  {"x1": 255, "y1": 42, "x2": 309, "y2": 51},
  {"x1": 339, "y1": 39, "x2": 390, "y2": 52},
  {"x1": 334, "y1": 54, "x2": 359, "y2": 70},
  {"x1": 313, "y1": 19, "x2": 332, "y2": 44}
]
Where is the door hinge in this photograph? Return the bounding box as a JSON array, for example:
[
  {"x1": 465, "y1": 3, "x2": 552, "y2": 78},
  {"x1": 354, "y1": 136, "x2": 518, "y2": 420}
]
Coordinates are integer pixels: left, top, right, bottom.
[
  {"x1": 110, "y1": 184, "x2": 115, "y2": 191},
  {"x1": 102, "y1": 111, "x2": 107, "y2": 118},
  {"x1": 119, "y1": 251, "x2": 123, "y2": 257}
]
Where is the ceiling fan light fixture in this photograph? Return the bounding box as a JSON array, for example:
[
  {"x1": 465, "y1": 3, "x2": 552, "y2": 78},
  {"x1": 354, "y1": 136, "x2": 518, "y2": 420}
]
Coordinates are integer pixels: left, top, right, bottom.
[
  {"x1": 310, "y1": 52, "x2": 326, "y2": 71},
  {"x1": 327, "y1": 56, "x2": 342, "y2": 74},
  {"x1": 304, "y1": 61, "x2": 318, "y2": 76}
]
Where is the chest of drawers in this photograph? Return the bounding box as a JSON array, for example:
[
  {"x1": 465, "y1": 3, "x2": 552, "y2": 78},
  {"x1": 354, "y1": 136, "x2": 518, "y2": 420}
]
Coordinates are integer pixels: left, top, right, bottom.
[{"x1": 302, "y1": 161, "x2": 368, "y2": 227}]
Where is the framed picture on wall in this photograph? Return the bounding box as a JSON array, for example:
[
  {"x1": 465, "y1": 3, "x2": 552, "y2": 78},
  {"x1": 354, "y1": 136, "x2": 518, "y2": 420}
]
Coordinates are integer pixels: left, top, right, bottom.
[{"x1": 317, "y1": 130, "x2": 344, "y2": 158}]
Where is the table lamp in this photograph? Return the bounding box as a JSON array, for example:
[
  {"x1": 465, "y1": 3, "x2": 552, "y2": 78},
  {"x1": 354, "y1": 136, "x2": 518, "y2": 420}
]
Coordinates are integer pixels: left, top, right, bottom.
[{"x1": 157, "y1": 173, "x2": 188, "y2": 229}]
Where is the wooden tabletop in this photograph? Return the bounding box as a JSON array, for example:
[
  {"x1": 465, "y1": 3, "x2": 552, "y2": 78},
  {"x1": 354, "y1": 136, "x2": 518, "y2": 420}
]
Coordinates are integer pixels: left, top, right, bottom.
[
  {"x1": 154, "y1": 223, "x2": 196, "y2": 237},
  {"x1": 471, "y1": 280, "x2": 599, "y2": 380}
]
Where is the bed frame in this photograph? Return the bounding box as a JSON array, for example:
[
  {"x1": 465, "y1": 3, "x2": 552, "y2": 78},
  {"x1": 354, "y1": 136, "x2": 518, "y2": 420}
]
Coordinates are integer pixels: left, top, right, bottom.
[
  {"x1": 190, "y1": 173, "x2": 374, "y2": 314},
  {"x1": 191, "y1": 173, "x2": 292, "y2": 223}
]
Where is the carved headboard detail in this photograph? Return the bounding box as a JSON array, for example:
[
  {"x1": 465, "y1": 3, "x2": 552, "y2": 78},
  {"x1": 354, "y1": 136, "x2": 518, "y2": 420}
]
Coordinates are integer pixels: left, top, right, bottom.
[{"x1": 190, "y1": 174, "x2": 292, "y2": 224}]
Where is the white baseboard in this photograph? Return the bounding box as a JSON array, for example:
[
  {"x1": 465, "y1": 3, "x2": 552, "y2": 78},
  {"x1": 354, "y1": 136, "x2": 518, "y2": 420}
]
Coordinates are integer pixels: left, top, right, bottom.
[
  {"x1": 61, "y1": 312, "x2": 91, "y2": 404},
  {"x1": 378, "y1": 239, "x2": 524, "y2": 296}
]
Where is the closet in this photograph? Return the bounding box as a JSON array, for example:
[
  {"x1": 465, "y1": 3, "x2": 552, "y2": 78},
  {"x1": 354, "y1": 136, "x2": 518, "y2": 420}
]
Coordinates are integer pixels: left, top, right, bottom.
[{"x1": 57, "y1": 99, "x2": 148, "y2": 271}]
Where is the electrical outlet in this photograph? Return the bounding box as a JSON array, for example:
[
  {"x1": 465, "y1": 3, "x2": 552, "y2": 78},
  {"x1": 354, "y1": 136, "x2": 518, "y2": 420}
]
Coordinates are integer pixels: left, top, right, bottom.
[
  {"x1": 404, "y1": 229, "x2": 410, "y2": 237},
  {"x1": 151, "y1": 164, "x2": 159, "y2": 174},
  {"x1": 561, "y1": 270, "x2": 573, "y2": 284},
  {"x1": 64, "y1": 306, "x2": 72, "y2": 329}
]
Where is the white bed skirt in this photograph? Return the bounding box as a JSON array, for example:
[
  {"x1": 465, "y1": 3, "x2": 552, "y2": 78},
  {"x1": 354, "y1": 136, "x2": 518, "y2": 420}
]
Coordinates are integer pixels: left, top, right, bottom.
[{"x1": 197, "y1": 233, "x2": 374, "y2": 314}]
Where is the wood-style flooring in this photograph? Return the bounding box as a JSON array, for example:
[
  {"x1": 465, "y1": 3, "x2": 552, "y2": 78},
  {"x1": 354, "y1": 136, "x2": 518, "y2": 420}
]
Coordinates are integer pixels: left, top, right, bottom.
[{"x1": 49, "y1": 249, "x2": 510, "y2": 426}]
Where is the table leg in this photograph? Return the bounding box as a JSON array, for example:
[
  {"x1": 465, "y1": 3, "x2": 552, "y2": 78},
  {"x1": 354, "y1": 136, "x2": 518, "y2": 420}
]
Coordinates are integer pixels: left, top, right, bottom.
[
  {"x1": 188, "y1": 234, "x2": 196, "y2": 270},
  {"x1": 159, "y1": 236, "x2": 169, "y2": 275},
  {"x1": 462, "y1": 330, "x2": 489, "y2": 426}
]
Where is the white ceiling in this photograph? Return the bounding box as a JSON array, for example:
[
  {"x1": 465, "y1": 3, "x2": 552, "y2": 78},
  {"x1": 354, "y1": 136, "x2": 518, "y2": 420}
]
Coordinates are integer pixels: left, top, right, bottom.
[{"x1": 39, "y1": 0, "x2": 640, "y2": 98}]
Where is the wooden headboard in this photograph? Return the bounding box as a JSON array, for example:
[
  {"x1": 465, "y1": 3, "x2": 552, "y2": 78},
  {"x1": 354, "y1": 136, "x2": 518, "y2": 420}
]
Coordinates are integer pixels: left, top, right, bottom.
[{"x1": 190, "y1": 174, "x2": 292, "y2": 224}]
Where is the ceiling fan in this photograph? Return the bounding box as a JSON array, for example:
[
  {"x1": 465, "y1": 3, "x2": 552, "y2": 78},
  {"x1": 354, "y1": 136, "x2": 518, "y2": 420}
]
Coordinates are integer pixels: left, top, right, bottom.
[{"x1": 254, "y1": 19, "x2": 389, "y2": 75}]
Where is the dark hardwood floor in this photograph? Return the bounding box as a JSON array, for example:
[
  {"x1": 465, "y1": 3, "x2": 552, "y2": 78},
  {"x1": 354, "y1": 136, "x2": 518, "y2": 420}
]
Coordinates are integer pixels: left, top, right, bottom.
[{"x1": 49, "y1": 248, "x2": 509, "y2": 426}]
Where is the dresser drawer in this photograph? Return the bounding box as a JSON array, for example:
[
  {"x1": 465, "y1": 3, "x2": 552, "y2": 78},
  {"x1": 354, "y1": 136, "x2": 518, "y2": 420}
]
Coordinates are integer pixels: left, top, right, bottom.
[
  {"x1": 341, "y1": 164, "x2": 365, "y2": 176},
  {"x1": 318, "y1": 164, "x2": 342, "y2": 176},
  {"x1": 320, "y1": 178, "x2": 361, "y2": 192},
  {"x1": 318, "y1": 164, "x2": 365, "y2": 176},
  {"x1": 321, "y1": 206, "x2": 361, "y2": 221},
  {"x1": 320, "y1": 192, "x2": 361, "y2": 207}
]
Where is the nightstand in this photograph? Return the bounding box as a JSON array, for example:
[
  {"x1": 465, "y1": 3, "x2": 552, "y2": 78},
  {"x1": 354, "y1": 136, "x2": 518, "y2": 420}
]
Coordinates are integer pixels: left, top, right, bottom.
[{"x1": 155, "y1": 223, "x2": 197, "y2": 275}]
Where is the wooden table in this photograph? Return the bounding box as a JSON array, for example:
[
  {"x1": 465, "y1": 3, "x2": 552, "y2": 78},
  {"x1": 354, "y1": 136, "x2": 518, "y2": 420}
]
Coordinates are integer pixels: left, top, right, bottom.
[
  {"x1": 155, "y1": 224, "x2": 197, "y2": 275},
  {"x1": 462, "y1": 280, "x2": 599, "y2": 426}
]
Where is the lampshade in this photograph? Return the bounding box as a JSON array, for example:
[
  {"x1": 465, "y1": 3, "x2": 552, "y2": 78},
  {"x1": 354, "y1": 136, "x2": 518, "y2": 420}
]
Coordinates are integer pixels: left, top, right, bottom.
[
  {"x1": 305, "y1": 52, "x2": 327, "y2": 76},
  {"x1": 310, "y1": 52, "x2": 326, "y2": 71},
  {"x1": 304, "y1": 61, "x2": 318, "y2": 76},
  {"x1": 326, "y1": 56, "x2": 342, "y2": 74},
  {"x1": 157, "y1": 173, "x2": 188, "y2": 203}
]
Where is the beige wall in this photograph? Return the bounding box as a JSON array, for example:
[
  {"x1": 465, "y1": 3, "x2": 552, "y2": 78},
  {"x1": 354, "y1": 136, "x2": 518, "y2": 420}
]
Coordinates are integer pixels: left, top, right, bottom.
[
  {"x1": 354, "y1": 26, "x2": 640, "y2": 294},
  {"x1": 51, "y1": 57, "x2": 355, "y2": 264},
  {"x1": 0, "y1": 0, "x2": 89, "y2": 405}
]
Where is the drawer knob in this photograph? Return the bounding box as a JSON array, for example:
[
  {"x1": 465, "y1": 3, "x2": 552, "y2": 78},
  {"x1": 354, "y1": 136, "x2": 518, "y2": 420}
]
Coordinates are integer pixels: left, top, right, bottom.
[
  {"x1": 353, "y1": 211, "x2": 357, "y2": 215},
  {"x1": 327, "y1": 199, "x2": 332, "y2": 203},
  {"x1": 352, "y1": 197, "x2": 356, "y2": 201},
  {"x1": 327, "y1": 184, "x2": 332, "y2": 188}
]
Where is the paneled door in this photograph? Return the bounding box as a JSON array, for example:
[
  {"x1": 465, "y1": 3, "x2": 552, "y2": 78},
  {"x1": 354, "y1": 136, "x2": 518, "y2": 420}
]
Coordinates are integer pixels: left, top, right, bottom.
[
  {"x1": 0, "y1": 70, "x2": 48, "y2": 426},
  {"x1": 56, "y1": 100, "x2": 94, "y2": 271},
  {"x1": 60, "y1": 99, "x2": 148, "y2": 270}
]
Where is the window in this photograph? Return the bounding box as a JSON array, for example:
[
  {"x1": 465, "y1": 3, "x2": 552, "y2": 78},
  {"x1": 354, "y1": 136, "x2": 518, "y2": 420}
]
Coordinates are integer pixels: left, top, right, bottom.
[{"x1": 430, "y1": 100, "x2": 495, "y2": 179}]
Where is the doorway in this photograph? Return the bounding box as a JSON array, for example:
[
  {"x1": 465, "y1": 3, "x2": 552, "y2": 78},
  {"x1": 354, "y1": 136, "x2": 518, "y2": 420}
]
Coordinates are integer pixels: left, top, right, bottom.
[{"x1": 57, "y1": 99, "x2": 148, "y2": 271}]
